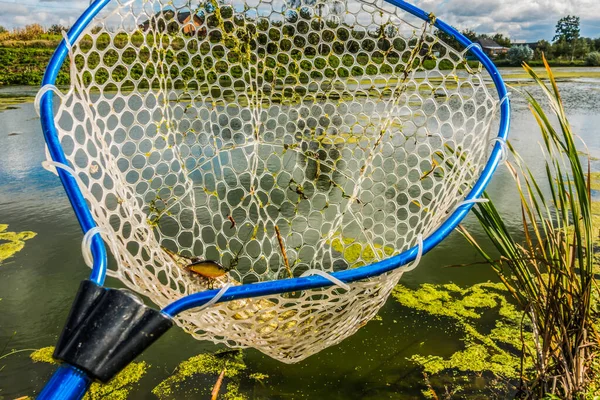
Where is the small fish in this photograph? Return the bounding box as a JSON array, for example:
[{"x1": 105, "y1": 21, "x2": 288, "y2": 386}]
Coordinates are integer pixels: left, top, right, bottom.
[
  {"x1": 187, "y1": 259, "x2": 229, "y2": 278},
  {"x1": 161, "y1": 247, "x2": 280, "y2": 324},
  {"x1": 161, "y1": 246, "x2": 230, "y2": 289}
]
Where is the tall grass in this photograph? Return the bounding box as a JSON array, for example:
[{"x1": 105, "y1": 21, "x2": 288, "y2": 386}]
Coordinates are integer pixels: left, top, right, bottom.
[{"x1": 460, "y1": 56, "x2": 597, "y2": 397}]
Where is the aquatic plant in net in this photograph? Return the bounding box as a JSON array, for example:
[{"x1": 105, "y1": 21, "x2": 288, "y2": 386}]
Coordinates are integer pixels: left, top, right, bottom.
[{"x1": 38, "y1": 0, "x2": 509, "y2": 364}]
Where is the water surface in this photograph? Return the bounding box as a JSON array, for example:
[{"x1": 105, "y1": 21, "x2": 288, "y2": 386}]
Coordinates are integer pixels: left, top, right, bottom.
[{"x1": 0, "y1": 69, "x2": 599, "y2": 398}]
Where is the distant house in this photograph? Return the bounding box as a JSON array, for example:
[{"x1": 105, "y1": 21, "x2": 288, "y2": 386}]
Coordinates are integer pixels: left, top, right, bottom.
[
  {"x1": 476, "y1": 38, "x2": 509, "y2": 57},
  {"x1": 140, "y1": 10, "x2": 203, "y2": 34}
]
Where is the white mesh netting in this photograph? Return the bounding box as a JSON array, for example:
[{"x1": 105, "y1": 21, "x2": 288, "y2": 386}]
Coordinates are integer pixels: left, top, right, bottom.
[{"x1": 46, "y1": 0, "x2": 500, "y2": 362}]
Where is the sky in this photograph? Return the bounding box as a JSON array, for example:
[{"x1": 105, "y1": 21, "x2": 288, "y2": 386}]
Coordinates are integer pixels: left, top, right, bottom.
[{"x1": 0, "y1": 0, "x2": 598, "y2": 42}]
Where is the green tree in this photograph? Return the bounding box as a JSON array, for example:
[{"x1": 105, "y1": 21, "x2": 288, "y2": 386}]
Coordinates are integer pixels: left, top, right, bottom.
[
  {"x1": 586, "y1": 52, "x2": 600, "y2": 66},
  {"x1": 534, "y1": 39, "x2": 552, "y2": 60},
  {"x1": 573, "y1": 37, "x2": 590, "y2": 59},
  {"x1": 553, "y1": 15, "x2": 580, "y2": 61},
  {"x1": 0, "y1": 26, "x2": 6, "y2": 34},
  {"x1": 461, "y1": 28, "x2": 478, "y2": 42},
  {"x1": 48, "y1": 24, "x2": 69, "y2": 35},
  {"x1": 434, "y1": 28, "x2": 460, "y2": 50},
  {"x1": 507, "y1": 44, "x2": 533, "y2": 65},
  {"x1": 552, "y1": 37, "x2": 570, "y2": 59},
  {"x1": 492, "y1": 33, "x2": 511, "y2": 47}
]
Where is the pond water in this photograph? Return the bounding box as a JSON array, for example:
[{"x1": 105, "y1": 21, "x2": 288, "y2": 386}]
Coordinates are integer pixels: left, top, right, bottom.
[{"x1": 0, "y1": 69, "x2": 599, "y2": 399}]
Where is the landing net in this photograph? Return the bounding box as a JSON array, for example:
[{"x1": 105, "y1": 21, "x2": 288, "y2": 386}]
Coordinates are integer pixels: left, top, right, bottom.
[{"x1": 47, "y1": 0, "x2": 500, "y2": 362}]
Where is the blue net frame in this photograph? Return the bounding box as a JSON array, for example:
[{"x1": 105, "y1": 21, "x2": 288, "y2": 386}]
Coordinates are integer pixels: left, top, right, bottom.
[{"x1": 39, "y1": 0, "x2": 510, "y2": 318}]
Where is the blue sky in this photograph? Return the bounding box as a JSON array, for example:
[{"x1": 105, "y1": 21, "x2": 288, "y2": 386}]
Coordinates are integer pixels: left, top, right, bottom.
[{"x1": 0, "y1": 0, "x2": 598, "y2": 42}]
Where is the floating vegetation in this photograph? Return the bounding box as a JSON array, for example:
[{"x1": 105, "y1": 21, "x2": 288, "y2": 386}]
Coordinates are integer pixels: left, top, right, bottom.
[
  {"x1": 0, "y1": 224, "x2": 36, "y2": 264},
  {"x1": 0, "y1": 96, "x2": 34, "y2": 112},
  {"x1": 393, "y1": 282, "x2": 533, "y2": 395},
  {"x1": 152, "y1": 350, "x2": 267, "y2": 400},
  {"x1": 329, "y1": 231, "x2": 395, "y2": 268},
  {"x1": 85, "y1": 362, "x2": 148, "y2": 400},
  {"x1": 29, "y1": 347, "x2": 57, "y2": 364},
  {"x1": 30, "y1": 346, "x2": 149, "y2": 400}
]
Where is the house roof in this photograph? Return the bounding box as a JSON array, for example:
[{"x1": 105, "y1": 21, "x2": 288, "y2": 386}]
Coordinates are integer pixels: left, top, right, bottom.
[
  {"x1": 175, "y1": 11, "x2": 192, "y2": 24},
  {"x1": 476, "y1": 38, "x2": 507, "y2": 50}
]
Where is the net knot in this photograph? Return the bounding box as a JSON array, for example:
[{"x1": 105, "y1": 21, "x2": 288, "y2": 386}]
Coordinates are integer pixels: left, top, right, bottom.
[
  {"x1": 461, "y1": 43, "x2": 483, "y2": 74},
  {"x1": 82, "y1": 227, "x2": 103, "y2": 268},
  {"x1": 300, "y1": 269, "x2": 350, "y2": 291},
  {"x1": 61, "y1": 30, "x2": 75, "y2": 57}
]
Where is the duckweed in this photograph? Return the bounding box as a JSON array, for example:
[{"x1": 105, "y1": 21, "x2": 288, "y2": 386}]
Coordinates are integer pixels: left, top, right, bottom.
[
  {"x1": 152, "y1": 351, "x2": 247, "y2": 399},
  {"x1": 393, "y1": 282, "x2": 533, "y2": 384},
  {"x1": 0, "y1": 96, "x2": 33, "y2": 112},
  {"x1": 30, "y1": 346, "x2": 58, "y2": 364},
  {"x1": 0, "y1": 224, "x2": 36, "y2": 264},
  {"x1": 30, "y1": 346, "x2": 148, "y2": 400},
  {"x1": 85, "y1": 362, "x2": 148, "y2": 400},
  {"x1": 329, "y1": 232, "x2": 395, "y2": 268},
  {"x1": 248, "y1": 372, "x2": 269, "y2": 382}
]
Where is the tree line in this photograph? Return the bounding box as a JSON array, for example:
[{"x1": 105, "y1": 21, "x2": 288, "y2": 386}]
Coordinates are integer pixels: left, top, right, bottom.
[{"x1": 438, "y1": 15, "x2": 600, "y2": 66}]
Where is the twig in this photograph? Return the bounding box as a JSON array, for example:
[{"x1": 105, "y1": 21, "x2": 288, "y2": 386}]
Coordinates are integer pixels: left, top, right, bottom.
[
  {"x1": 211, "y1": 368, "x2": 226, "y2": 400},
  {"x1": 274, "y1": 226, "x2": 293, "y2": 278}
]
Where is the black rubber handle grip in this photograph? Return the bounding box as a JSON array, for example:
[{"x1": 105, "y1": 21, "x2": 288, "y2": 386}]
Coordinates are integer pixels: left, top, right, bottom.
[{"x1": 54, "y1": 280, "x2": 173, "y2": 382}]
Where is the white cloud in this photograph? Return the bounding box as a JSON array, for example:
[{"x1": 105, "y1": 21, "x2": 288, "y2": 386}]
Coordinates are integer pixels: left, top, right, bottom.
[
  {"x1": 413, "y1": 0, "x2": 600, "y2": 40},
  {"x1": 0, "y1": 1, "x2": 86, "y2": 30},
  {"x1": 0, "y1": 0, "x2": 598, "y2": 41}
]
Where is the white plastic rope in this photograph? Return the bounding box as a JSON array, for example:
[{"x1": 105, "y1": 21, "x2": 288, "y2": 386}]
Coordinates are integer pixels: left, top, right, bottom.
[
  {"x1": 489, "y1": 137, "x2": 509, "y2": 164},
  {"x1": 462, "y1": 42, "x2": 482, "y2": 56},
  {"x1": 402, "y1": 234, "x2": 423, "y2": 272},
  {"x1": 34, "y1": 84, "x2": 66, "y2": 117},
  {"x1": 42, "y1": 159, "x2": 119, "y2": 268},
  {"x1": 196, "y1": 283, "x2": 234, "y2": 312},
  {"x1": 82, "y1": 227, "x2": 103, "y2": 268},
  {"x1": 452, "y1": 197, "x2": 490, "y2": 214},
  {"x1": 81, "y1": 226, "x2": 121, "y2": 269},
  {"x1": 43, "y1": 146, "x2": 58, "y2": 176},
  {"x1": 461, "y1": 43, "x2": 483, "y2": 74},
  {"x1": 41, "y1": 160, "x2": 89, "y2": 192},
  {"x1": 499, "y1": 92, "x2": 511, "y2": 107},
  {"x1": 61, "y1": 30, "x2": 73, "y2": 54},
  {"x1": 300, "y1": 269, "x2": 351, "y2": 291}
]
